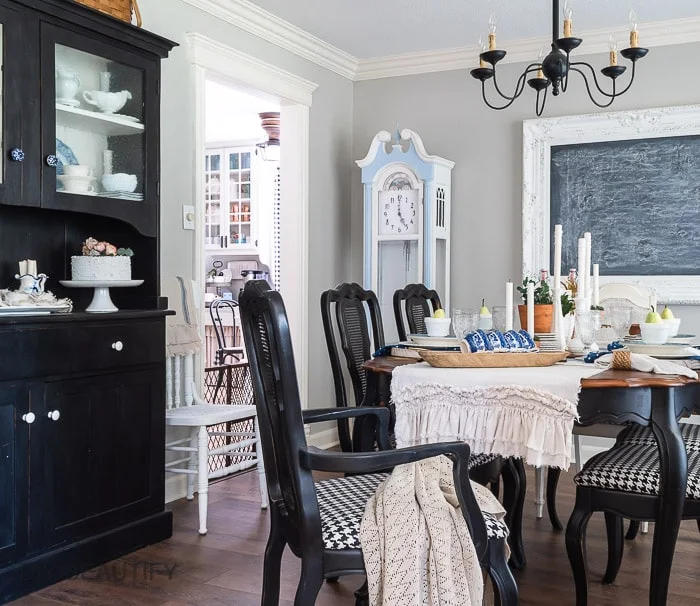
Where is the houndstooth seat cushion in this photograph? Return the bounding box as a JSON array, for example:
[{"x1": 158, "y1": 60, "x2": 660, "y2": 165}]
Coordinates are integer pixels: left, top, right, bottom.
[
  {"x1": 617, "y1": 423, "x2": 700, "y2": 451},
  {"x1": 315, "y1": 472, "x2": 509, "y2": 550},
  {"x1": 469, "y1": 453, "x2": 501, "y2": 469},
  {"x1": 575, "y1": 443, "x2": 700, "y2": 498}
]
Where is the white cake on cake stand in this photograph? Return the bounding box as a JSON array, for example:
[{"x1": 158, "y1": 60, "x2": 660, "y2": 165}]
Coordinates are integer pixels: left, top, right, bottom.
[{"x1": 59, "y1": 279, "x2": 143, "y2": 313}]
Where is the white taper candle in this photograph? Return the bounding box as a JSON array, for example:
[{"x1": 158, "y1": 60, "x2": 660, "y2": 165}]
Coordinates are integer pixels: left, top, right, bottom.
[
  {"x1": 505, "y1": 281, "x2": 513, "y2": 331},
  {"x1": 577, "y1": 238, "x2": 586, "y2": 299},
  {"x1": 584, "y1": 232, "x2": 592, "y2": 299},
  {"x1": 526, "y1": 281, "x2": 535, "y2": 337},
  {"x1": 593, "y1": 264, "x2": 600, "y2": 307}
]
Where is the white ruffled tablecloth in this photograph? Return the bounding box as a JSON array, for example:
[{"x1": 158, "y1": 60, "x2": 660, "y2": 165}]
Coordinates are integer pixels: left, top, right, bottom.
[{"x1": 391, "y1": 362, "x2": 602, "y2": 470}]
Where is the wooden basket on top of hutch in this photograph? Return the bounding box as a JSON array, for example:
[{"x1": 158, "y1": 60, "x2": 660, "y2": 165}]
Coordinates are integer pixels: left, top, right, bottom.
[{"x1": 0, "y1": 0, "x2": 175, "y2": 602}]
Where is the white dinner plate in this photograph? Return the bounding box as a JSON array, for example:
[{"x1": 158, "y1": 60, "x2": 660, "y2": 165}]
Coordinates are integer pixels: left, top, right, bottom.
[
  {"x1": 408, "y1": 334, "x2": 460, "y2": 348},
  {"x1": 624, "y1": 342, "x2": 699, "y2": 358}
]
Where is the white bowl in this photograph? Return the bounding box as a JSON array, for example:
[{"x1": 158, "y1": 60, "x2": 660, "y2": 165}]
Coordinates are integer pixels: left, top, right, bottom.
[
  {"x1": 424, "y1": 317, "x2": 451, "y2": 337},
  {"x1": 640, "y1": 322, "x2": 670, "y2": 345},
  {"x1": 101, "y1": 173, "x2": 137, "y2": 193},
  {"x1": 662, "y1": 317, "x2": 681, "y2": 337}
]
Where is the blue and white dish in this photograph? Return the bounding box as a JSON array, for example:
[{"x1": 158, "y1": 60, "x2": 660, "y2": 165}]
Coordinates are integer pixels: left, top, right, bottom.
[{"x1": 55, "y1": 138, "x2": 78, "y2": 176}]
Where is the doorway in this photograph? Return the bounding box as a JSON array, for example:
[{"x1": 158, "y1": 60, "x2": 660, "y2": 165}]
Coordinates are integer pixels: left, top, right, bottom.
[
  {"x1": 187, "y1": 33, "x2": 317, "y2": 409},
  {"x1": 201, "y1": 78, "x2": 280, "y2": 369}
]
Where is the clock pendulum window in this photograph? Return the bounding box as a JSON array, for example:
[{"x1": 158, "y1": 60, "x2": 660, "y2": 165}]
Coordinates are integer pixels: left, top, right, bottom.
[{"x1": 357, "y1": 129, "x2": 454, "y2": 343}]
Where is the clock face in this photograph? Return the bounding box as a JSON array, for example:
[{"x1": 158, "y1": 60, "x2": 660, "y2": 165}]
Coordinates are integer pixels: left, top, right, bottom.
[{"x1": 378, "y1": 188, "x2": 419, "y2": 235}]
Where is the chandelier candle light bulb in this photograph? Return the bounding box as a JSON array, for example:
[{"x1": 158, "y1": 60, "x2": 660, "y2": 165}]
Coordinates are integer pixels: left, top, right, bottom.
[
  {"x1": 609, "y1": 35, "x2": 618, "y2": 66},
  {"x1": 563, "y1": 0, "x2": 573, "y2": 37},
  {"x1": 479, "y1": 36, "x2": 488, "y2": 68},
  {"x1": 629, "y1": 10, "x2": 639, "y2": 48},
  {"x1": 488, "y1": 14, "x2": 497, "y2": 50}
]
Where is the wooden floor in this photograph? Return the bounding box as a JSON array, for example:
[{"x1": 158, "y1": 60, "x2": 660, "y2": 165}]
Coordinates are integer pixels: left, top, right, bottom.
[{"x1": 14, "y1": 467, "x2": 700, "y2": 605}]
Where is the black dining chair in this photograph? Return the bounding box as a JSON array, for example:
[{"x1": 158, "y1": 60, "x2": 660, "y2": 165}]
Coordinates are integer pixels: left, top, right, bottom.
[
  {"x1": 239, "y1": 279, "x2": 518, "y2": 606},
  {"x1": 320, "y1": 283, "x2": 385, "y2": 452},
  {"x1": 393, "y1": 283, "x2": 442, "y2": 342},
  {"x1": 320, "y1": 282, "x2": 527, "y2": 568},
  {"x1": 566, "y1": 424, "x2": 700, "y2": 605}
]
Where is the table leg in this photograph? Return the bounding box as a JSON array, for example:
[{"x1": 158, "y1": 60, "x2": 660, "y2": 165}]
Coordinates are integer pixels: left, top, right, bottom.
[
  {"x1": 649, "y1": 387, "x2": 687, "y2": 606},
  {"x1": 534, "y1": 466, "x2": 545, "y2": 518}
]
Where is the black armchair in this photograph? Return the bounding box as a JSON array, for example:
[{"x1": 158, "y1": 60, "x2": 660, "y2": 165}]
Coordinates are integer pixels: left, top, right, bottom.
[{"x1": 239, "y1": 280, "x2": 518, "y2": 606}]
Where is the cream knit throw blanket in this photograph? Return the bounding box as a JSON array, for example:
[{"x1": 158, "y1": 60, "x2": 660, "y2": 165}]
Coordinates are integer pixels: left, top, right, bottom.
[{"x1": 360, "y1": 456, "x2": 507, "y2": 606}]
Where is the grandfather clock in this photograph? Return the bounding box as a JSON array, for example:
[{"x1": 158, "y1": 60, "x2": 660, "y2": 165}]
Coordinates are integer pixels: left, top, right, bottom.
[{"x1": 356, "y1": 129, "x2": 454, "y2": 340}]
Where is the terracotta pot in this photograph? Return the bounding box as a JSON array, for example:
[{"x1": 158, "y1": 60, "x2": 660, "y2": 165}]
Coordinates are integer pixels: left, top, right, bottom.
[{"x1": 517, "y1": 304, "x2": 553, "y2": 334}]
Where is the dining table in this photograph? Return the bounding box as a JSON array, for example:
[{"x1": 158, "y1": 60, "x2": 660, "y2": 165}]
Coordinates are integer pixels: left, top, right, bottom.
[{"x1": 359, "y1": 355, "x2": 700, "y2": 605}]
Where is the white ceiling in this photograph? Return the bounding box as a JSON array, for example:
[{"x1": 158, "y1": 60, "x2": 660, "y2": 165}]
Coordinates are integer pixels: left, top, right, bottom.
[
  {"x1": 248, "y1": 0, "x2": 700, "y2": 58},
  {"x1": 205, "y1": 79, "x2": 279, "y2": 143}
]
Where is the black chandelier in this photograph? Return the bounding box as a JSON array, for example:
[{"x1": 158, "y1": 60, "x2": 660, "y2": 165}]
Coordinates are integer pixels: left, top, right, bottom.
[{"x1": 470, "y1": 0, "x2": 649, "y2": 116}]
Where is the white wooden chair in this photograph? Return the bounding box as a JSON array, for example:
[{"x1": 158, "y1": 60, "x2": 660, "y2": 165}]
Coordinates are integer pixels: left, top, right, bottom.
[
  {"x1": 165, "y1": 353, "x2": 268, "y2": 535},
  {"x1": 536, "y1": 282, "x2": 658, "y2": 522}
]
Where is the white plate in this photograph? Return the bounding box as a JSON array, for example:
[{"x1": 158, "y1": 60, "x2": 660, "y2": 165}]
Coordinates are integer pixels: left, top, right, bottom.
[
  {"x1": 668, "y1": 334, "x2": 696, "y2": 345},
  {"x1": 0, "y1": 303, "x2": 71, "y2": 316},
  {"x1": 57, "y1": 174, "x2": 96, "y2": 183},
  {"x1": 408, "y1": 334, "x2": 459, "y2": 347},
  {"x1": 624, "y1": 342, "x2": 699, "y2": 358}
]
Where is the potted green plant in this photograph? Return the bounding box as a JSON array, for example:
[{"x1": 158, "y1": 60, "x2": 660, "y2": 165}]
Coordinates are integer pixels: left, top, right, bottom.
[{"x1": 516, "y1": 276, "x2": 554, "y2": 333}]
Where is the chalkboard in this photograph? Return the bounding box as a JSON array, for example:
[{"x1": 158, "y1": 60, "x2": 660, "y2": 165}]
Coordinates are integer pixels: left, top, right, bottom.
[{"x1": 550, "y1": 135, "x2": 700, "y2": 276}]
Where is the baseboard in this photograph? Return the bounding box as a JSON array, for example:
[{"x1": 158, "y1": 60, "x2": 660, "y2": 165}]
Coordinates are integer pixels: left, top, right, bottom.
[
  {"x1": 165, "y1": 474, "x2": 188, "y2": 504},
  {"x1": 308, "y1": 427, "x2": 340, "y2": 450}
]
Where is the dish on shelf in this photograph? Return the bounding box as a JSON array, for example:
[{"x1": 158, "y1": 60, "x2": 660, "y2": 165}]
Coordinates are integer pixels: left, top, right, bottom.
[
  {"x1": 55, "y1": 138, "x2": 78, "y2": 176},
  {"x1": 114, "y1": 114, "x2": 140, "y2": 122},
  {"x1": 56, "y1": 98, "x2": 80, "y2": 107},
  {"x1": 408, "y1": 334, "x2": 459, "y2": 348},
  {"x1": 97, "y1": 192, "x2": 144, "y2": 201},
  {"x1": 0, "y1": 303, "x2": 72, "y2": 316}
]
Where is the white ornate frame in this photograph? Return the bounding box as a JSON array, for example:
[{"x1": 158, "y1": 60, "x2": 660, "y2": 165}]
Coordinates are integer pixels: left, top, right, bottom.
[{"x1": 522, "y1": 104, "x2": 700, "y2": 305}]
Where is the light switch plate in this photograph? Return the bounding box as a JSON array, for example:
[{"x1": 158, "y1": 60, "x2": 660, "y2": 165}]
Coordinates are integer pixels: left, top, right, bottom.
[{"x1": 182, "y1": 205, "x2": 195, "y2": 230}]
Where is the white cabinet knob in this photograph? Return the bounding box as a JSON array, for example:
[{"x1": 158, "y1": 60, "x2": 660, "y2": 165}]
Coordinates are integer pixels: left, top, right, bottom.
[
  {"x1": 47, "y1": 410, "x2": 61, "y2": 421},
  {"x1": 22, "y1": 412, "x2": 35, "y2": 424},
  {"x1": 111, "y1": 341, "x2": 124, "y2": 351}
]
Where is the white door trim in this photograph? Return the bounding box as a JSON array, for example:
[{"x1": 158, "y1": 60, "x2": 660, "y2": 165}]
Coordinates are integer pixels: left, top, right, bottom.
[{"x1": 187, "y1": 33, "x2": 317, "y2": 409}]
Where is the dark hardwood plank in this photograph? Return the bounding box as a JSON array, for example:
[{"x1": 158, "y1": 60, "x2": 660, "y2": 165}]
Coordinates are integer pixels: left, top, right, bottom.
[{"x1": 17, "y1": 467, "x2": 700, "y2": 605}]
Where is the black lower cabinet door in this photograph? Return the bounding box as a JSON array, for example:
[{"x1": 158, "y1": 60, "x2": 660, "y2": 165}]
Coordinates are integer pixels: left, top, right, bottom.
[
  {"x1": 0, "y1": 384, "x2": 29, "y2": 567},
  {"x1": 33, "y1": 368, "x2": 165, "y2": 550}
]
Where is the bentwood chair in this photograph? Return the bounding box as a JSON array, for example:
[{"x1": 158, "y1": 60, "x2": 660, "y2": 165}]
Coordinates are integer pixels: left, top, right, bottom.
[
  {"x1": 239, "y1": 280, "x2": 518, "y2": 606},
  {"x1": 209, "y1": 298, "x2": 246, "y2": 401},
  {"x1": 393, "y1": 283, "x2": 442, "y2": 342}
]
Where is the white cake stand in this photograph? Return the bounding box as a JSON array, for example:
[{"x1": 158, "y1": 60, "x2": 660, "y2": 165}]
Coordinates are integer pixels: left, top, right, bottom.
[{"x1": 59, "y1": 280, "x2": 144, "y2": 313}]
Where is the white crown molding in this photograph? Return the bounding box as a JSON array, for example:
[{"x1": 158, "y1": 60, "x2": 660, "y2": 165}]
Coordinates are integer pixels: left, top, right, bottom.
[
  {"x1": 180, "y1": 2, "x2": 700, "y2": 83},
  {"x1": 180, "y1": 0, "x2": 358, "y2": 80},
  {"x1": 186, "y1": 33, "x2": 318, "y2": 106},
  {"x1": 355, "y1": 16, "x2": 700, "y2": 81}
]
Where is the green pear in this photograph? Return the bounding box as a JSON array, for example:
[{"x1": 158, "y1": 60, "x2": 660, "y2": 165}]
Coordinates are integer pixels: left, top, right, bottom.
[
  {"x1": 645, "y1": 305, "x2": 663, "y2": 324},
  {"x1": 479, "y1": 298, "x2": 490, "y2": 316},
  {"x1": 432, "y1": 307, "x2": 446, "y2": 319},
  {"x1": 661, "y1": 305, "x2": 674, "y2": 320}
]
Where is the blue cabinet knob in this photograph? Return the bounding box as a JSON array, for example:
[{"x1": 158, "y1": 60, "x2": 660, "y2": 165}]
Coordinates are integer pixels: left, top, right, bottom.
[
  {"x1": 46, "y1": 154, "x2": 58, "y2": 167},
  {"x1": 9, "y1": 148, "x2": 24, "y2": 162}
]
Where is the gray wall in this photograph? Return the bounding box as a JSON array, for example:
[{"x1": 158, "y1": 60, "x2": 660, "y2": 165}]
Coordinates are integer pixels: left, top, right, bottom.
[
  {"x1": 139, "y1": 0, "x2": 354, "y2": 417},
  {"x1": 353, "y1": 43, "x2": 700, "y2": 334}
]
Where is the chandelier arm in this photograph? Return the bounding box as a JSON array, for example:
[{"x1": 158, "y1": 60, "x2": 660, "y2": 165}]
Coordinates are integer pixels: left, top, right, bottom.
[
  {"x1": 569, "y1": 66, "x2": 617, "y2": 108},
  {"x1": 481, "y1": 80, "x2": 523, "y2": 111},
  {"x1": 535, "y1": 86, "x2": 549, "y2": 117},
  {"x1": 561, "y1": 53, "x2": 572, "y2": 93},
  {"x1": 569, "y1": 61, "x2": 631, "y2": 99},
  {"x1": 491, "y1": 63, "x2": 541, "y2": 101}
]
